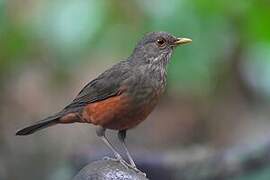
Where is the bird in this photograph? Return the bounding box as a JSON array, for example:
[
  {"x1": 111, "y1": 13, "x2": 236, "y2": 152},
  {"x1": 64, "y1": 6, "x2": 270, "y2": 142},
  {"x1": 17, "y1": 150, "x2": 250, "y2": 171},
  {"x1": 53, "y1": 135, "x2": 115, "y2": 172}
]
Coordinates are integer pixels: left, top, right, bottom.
[{"x1": 16, "y1": 31, "x2": 192, "y2": 172}]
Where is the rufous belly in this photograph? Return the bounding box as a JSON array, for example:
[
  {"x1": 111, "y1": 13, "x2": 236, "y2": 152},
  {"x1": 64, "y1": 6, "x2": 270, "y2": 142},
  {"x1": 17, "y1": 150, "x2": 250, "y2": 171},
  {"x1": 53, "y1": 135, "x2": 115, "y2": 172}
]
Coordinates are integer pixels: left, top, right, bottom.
[{"x1": 81, "y1": 94, "x2": 157, "y2": 130}]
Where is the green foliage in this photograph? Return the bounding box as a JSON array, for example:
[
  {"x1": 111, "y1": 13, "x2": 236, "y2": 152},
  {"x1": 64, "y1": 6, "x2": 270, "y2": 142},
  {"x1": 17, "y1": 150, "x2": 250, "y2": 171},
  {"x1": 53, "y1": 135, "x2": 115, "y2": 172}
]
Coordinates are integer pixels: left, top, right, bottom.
[{"x1": 1, "y1": 0, "x2": 270, "y2": 96}]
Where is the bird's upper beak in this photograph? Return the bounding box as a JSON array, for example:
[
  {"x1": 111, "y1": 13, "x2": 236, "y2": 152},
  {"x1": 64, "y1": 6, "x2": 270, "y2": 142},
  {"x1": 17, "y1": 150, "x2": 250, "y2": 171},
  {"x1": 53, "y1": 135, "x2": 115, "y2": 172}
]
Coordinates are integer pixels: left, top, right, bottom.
[{"x1": 174, "y1": 37, "x2": 192, "y2": 46}]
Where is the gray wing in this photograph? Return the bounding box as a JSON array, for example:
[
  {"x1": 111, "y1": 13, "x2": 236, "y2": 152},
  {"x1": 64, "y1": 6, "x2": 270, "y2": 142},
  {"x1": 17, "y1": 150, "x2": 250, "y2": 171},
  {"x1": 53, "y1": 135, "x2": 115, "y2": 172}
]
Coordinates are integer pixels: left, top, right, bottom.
[{"x1": 64, "y1": 61, "x2": 131, "y2": 110}]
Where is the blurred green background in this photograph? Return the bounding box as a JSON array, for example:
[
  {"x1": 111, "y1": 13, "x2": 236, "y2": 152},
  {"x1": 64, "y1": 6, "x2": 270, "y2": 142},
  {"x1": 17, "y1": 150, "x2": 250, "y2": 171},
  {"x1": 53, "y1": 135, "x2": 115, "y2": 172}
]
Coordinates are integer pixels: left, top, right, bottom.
[{"x1": 1, "y1": 0, "x2": 270, "y2": 179}]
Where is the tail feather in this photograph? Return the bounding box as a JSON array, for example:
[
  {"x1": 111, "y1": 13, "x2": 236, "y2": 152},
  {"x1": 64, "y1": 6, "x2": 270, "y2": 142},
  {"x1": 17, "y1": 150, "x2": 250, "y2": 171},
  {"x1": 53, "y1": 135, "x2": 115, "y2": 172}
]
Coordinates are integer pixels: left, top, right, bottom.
[{"x1": 16, "y1": 115, "x2": 61, "y2": 136}]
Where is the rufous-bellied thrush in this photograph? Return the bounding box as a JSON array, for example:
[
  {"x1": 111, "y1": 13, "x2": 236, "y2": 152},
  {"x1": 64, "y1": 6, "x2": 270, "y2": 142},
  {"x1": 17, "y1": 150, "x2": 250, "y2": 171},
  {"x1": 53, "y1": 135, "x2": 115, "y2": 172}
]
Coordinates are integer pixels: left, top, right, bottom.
[{"x1": 16, "y1": 32, "x2": 192, "y2": 171}]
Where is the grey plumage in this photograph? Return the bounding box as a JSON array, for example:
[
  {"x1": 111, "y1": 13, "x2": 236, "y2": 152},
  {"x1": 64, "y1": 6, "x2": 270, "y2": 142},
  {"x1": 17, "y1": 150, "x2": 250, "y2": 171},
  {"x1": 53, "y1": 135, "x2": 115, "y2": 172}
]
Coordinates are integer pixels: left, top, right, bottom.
[{"x1": 16, "y1": 31, "x2": 191, "y2": 135}]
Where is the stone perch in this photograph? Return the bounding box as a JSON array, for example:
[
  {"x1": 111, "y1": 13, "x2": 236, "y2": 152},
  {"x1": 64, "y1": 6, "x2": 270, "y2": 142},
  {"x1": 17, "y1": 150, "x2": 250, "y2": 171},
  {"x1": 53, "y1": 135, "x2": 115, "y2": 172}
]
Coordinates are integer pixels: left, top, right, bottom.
[{"x1": 73, "y1": 159, "x2": 149, "y2": 180}]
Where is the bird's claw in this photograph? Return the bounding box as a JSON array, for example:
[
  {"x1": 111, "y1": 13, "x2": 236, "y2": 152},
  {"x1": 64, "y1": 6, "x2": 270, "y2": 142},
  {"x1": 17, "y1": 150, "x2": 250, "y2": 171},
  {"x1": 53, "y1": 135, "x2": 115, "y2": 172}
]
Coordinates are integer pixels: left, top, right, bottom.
[
  {"x1": 102, "y1": 155, "x2": 125, "y2": 162},
  {"x1": 103, "y1": 155, "x2": 130, "y2": 169},
  {"x1": 102, "y1": 156, "x2": 146, "y2": 176},
  {"x1": 118, "y1": 159, "x2": 146, "y2": 176},
  {"x1": 126, "y1": 164, "x2": 146, "y2": 176}
]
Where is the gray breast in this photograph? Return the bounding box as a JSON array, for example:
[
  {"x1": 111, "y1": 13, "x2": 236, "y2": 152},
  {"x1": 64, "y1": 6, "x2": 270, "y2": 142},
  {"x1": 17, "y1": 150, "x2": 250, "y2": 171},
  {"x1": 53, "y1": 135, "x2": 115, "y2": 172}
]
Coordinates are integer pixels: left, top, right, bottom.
[{"x1": 130, "y1": 63, "x2": 167, "y2": 103}]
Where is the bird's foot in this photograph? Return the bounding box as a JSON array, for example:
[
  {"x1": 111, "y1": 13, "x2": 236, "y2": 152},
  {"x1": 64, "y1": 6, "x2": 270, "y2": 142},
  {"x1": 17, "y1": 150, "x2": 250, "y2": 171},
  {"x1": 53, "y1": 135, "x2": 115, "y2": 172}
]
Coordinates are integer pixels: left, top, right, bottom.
[
  {"x1": 102, "y1": 156, "x2": 145, "y2": 176},
  {"x1": 119, "y1": 161, "x2": 146, "y2": 176},
  {"x1": 103, "y1": 155, "x2": 130, "y2": 168},
  {"x1": 102, "y1": 156, "x2": 115, "y2": 161},
  {"x1": 125, "y1": 164, "x2": 146, "y2": 176}
]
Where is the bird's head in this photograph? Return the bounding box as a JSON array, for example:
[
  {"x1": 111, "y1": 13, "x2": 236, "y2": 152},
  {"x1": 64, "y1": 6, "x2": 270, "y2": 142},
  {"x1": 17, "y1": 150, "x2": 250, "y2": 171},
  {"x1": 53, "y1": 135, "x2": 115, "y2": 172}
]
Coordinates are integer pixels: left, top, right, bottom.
[{"x1": 130, "y1": 32, "x2": 192, "y2": 66}]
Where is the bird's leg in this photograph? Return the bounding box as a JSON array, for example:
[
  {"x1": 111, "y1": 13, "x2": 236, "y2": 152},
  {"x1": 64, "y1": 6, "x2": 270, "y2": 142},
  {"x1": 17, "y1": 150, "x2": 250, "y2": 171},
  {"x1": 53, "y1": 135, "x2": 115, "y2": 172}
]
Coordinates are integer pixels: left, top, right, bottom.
[
  {"x1": 96, "y1": 126, "x2": 123, "y2": 160},
  {"x1": 96, "y1": 127, "x2": 144, "y2": 174},
  {"x1": 118, "y1": 130, "x2": 136, "y2": 168},
  {"x1": 96, "y1": 126, "x2": 131, "y2": 169},
  {"x1": 118, "y1": 130, "x2": 145, "y2": 175}
]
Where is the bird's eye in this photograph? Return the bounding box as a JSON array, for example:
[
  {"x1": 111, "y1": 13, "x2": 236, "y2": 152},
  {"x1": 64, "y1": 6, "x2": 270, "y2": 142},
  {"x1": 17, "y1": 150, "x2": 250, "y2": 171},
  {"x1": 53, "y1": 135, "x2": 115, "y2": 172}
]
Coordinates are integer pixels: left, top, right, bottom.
[{"x1": 156, "y1": 38, "x2": 166, "y2": 47}]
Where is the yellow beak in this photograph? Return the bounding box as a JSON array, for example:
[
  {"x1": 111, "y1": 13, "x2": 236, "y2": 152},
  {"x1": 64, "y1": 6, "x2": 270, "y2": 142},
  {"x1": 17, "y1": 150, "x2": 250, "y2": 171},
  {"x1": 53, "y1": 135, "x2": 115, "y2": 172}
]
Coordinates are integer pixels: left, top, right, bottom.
[{"x1": 174, "y1": 38, "x2": 192, "y2": 45}]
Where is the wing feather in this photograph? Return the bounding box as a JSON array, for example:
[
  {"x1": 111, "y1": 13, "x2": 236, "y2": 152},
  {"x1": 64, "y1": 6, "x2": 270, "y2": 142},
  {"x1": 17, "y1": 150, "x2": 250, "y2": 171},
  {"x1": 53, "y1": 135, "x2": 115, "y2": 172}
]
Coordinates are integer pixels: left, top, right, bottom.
[{"x1": 64, "y1": 61, "x2": 131, "y2": 110}]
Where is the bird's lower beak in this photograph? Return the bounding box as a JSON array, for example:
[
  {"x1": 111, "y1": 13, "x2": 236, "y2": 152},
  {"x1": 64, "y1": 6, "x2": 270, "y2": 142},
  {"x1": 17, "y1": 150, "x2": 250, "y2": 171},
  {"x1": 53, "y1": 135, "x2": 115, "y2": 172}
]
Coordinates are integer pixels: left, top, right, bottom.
[{"x1": 174, "y1": 38, "x2": 192, "y2": 46}]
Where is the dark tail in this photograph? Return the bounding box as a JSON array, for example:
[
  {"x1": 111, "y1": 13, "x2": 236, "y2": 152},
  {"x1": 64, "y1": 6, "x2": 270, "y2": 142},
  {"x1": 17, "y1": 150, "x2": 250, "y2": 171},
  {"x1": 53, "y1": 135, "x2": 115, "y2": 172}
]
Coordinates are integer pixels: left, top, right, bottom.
[{"x1": 16, "y1": 114, "x2": 61, "y2": 136}]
